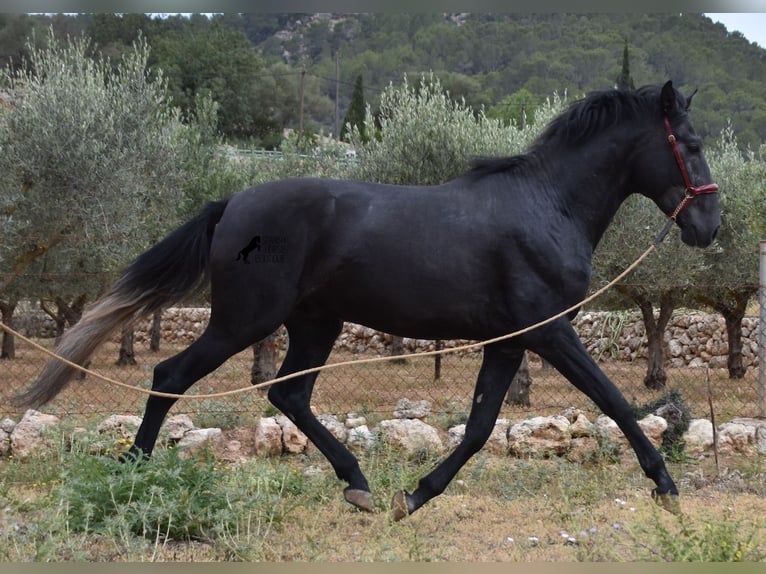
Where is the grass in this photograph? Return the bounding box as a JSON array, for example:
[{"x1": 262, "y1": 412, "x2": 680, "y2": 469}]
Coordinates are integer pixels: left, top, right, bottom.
[
  {"x1": 2, "y1": 331, "x2": 765, "y2": 561},
  {"x1": 1, "y1": 427, "x2": 765, "y2": 562}
]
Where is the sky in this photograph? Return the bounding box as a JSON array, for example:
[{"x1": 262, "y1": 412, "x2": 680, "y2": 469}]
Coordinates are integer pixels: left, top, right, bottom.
[{"x1": 706, "y1": 12, "x2": 766, "y2": 48}]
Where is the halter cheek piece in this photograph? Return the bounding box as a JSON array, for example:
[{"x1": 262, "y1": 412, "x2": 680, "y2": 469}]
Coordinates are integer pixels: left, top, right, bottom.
[
  {"x1": 653, "y1": 116, "x2": 718, "y2": 245},
  {"x1": 662, "y1": 115, "x2": 719, "y2": 221}
]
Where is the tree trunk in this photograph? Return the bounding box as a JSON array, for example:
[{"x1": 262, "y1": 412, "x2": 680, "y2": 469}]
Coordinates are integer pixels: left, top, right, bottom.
[
  {"x1": 505, "y1": 351, "x2": 532, "y2": 406},
  {"x1": 41, "y1": 294, "x2": 87, "y2": 342},
  {"x1": 390, "y1": 334, "x2": 407, "y2": 364},
  {"x1": 0, "y1": 299, "x2": 17, "y2": 359},
  {"x1": 433, "y1": 339, "x2": 442, "y2": 381},
  {"x1": 618, "y1": 286, "x2": 675, "y2": 390},
  {"x1": 116, "y1": 324, "x2": 137, "y2": 366},
  {"x1": 723, "y1": 310, "x2": 746, "y2": 379},
  {"x1": 695, "y1": 287, "x2": 754, "y2": 379},
  {"x1": 251, "y1": 331, "x2": 278, "y2": 386},
  {"x1": 149, "y1": 310, "x2": 162, "y2": 352}
]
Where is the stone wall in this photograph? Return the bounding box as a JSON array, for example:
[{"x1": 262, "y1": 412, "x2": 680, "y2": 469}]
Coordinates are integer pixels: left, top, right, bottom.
[
  {"x1": 12, "y1": 306, "x2": 761, "y2": 368},
  {"x1": 6, "y1": 400, "x2": 765, "y2": 463},
  {"x1": 122, "y1": 307, "x2": 760, "y2": 368}
]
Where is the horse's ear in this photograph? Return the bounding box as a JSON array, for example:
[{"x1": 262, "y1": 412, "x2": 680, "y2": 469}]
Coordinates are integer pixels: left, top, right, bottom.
[
  {"x1": 685, "y1": 88, "x2": 698, "y2": 111},
  {"x1": 660, "y1": 80, "x2": 677, "y2": 114}
]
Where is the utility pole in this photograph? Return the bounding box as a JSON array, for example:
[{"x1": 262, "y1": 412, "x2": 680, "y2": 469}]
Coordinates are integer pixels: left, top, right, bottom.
[
  {"x1": 334, "y1": 54, "x2": 340, "y2": 140},
  {"x1": 758, "y1": 239, "x2": 766, "y2": 417},
  {"x1": 299, "y1": 67, "x2": 306, "y2": 142}
]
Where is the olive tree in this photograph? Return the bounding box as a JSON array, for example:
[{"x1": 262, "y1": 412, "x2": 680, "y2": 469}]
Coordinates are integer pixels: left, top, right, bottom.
[
  {"x1": 348, "y1": 73, "x2": 561, "y2": 185},
  {"x1": 694, "y1": 124, "x2": 766, "y2": 378},
  {"x1": 0, "y1": 31, "x2": 190, "y2": 356},
  {"x1": 592, "y1": 195, "x2": 709, "y2": 389}
]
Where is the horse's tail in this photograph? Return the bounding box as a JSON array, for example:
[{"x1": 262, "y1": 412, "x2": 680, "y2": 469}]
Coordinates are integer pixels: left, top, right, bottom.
[{"x1": 15, "y1": 198, "x2": 230, "y2": 408}]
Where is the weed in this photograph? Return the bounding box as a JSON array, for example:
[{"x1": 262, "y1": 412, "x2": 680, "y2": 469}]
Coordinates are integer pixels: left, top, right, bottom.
[
  {"x1": 49, "y1": 446, "x2": 293, "y2": 545},
  {"x1": 632, "y1": 388, "x2": 691, "y2": 460},
  {"x1": 626, "y1": 506, "x2": 765, "y2": 561}
]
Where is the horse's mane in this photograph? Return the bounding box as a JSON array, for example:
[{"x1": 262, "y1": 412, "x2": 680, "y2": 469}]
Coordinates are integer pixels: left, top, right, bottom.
[{"x1": 466, "y1": 84, "x2": 673, "y2": 179}]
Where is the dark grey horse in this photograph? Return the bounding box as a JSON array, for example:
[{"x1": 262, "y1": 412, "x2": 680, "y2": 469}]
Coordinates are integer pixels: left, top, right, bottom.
[{"x1": 17, "y1": 81, "x2": 719, "y2": 519}]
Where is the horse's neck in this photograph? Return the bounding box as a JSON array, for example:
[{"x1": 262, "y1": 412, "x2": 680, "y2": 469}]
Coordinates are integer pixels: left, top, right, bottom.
[{"x1": 546, "y1": 141, "x2": 634, "y2": 249}]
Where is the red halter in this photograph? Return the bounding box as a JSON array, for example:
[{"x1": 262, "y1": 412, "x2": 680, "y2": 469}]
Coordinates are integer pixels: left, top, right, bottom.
[{"x1": 662, "y1": 116, "x2": 719, "y2": 221}]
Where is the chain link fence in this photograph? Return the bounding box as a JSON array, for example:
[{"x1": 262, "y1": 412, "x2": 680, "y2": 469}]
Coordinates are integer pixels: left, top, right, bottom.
[{"x1": 1, "y1": 301, "x2": 762, "y2": 429}]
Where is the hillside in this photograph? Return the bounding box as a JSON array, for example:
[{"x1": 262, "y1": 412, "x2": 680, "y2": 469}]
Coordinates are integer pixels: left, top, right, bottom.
[
  {"x1": 1, "y1": 12, "x2": 765, "y2": 148},
  {"x1": 241, "y1": 12, "x2": 766, "y2": 148}
]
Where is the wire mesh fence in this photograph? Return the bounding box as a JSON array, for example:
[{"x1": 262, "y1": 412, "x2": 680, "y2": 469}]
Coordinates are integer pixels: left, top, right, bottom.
[{"x1": 1, "y1": 304, "x2": 762, "y2": 429}]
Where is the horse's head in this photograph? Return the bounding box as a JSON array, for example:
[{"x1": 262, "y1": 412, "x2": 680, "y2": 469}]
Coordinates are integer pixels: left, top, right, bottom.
[{"x1": 636, "y1": 81, "x2": 720, "y2": 247}]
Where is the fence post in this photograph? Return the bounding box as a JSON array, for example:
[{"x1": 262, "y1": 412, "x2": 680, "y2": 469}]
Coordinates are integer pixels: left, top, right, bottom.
[{"x1": 759, "y1": 239, "x2": 766, "y2": 418}]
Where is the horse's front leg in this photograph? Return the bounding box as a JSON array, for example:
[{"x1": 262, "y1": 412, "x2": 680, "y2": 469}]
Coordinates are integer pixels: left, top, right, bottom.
[
  {"x1": 530, "y1": 319, "x2": 680, "y2": 513},
  {"x1": 392, "y1": 343, "x2": 523, "y2": 520}
]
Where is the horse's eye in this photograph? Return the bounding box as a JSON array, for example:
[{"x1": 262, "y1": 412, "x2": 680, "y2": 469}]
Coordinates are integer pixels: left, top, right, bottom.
[{"x1": 687, "y1": 142, "x2": 701, "y2": 153}]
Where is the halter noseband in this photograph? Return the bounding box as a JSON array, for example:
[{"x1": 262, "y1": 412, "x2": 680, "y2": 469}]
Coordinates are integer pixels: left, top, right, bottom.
[{"x1": 663, "y1": 116, "x2": 718, "y2": 221}]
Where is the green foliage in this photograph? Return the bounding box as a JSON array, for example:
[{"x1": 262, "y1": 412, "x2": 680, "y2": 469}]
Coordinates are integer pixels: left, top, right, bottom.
[
  {"x1": 626, "y1": 508, "x2": 764, "y2": 561},
  {"x1": 147, "y1": 21, "x2": 270, "y2": 142},
  {"x1": 7, "y1": 13, "x2": 766, "y2": 150},
  {"x1": 52, "y1": 448, "x2": 295, "y2": 542},
  {"x1": 348, "y1": 72, "x2": 564, "y2": 186},
  {"x1": 615, "y1": 39, "x2": 636, "y2": 91},
  {"x1": 486, "y1": 88, "x2": 540, "y2": 128},
  {"x1": 0, "y1": 30, "x2": 188, "y2": 299},
  {"x1": 340, "y1": 73, "x2": 366, "y2": 142},
  {"x1": 705, "y1": 122, "x2": 766, "y2": 287}
]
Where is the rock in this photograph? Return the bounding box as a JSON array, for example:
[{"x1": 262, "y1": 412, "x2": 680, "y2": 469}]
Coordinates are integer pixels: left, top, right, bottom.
[
  {"x1": 220, "y1": 439, "x2": 248, "y2": 464},
  {"x1": 347, "y1": 424, "x2": 376, "y2": 451},
  {"x1": 638, "y1": 414, "x2": 668, "y2": 448},
  {"x1": 566, "y1": 436, "x2": 600, "y2": 464},
  {"x1": 276, "y1": 415, "x2": 308, "y2": 454},
  {"x1": 165, "y1": 414, "x2": 195, "y2": 441},
  {"x1": 10, "y1": 409, "x2": 60, "y2": 459},
  {"x1": 486, "y1": 419, "x2": 510, "y2": 455},
  {"x1": 447, "y1": 424, "x2": 465, "y2": 450},
  {"x1": 96, "y1": 414, "x2": 143, "y2": 439},
  {"x1": 561, "y1": 407, "x2": 584, "y2": 423},
  {"x1": 508, "y1": 416, "x2": 571, "y2": 457},
  {"x1": 344, "y1": 413, "x2": 367, "y2": 428},
  {"x1": 0, "y1": 418, "x2": 16, "y2": 434},
  {"x1": 393, "y1": 398, "x2": 432, "y2": 420},
  {"x1": 379, "y1": 418, "x2": 443, "y2": 457},
  {"x1": 683, "y1": 418, "x2": 714, "y2": 455},
  {"x1": 569, "y1": 413, "x2": 594, "y2": 438},
  {"x1": 716, "y1": 418, "x2": 766, "y2": 455},
  {"x1": 589, "y1": 414, "x2": 667, "y2": 449},
  {"x1": 176, "y1": 428, "x2": 223, "y2": 458},
  {"x1": 447, "y1": 420, "x2": 510, "y2": 455},
  {"x1": 254, "y1": 417, "x2": 283, "y2": 456},
  {"x1": 317, "y1": 414, "x2": 347, "y2": 443},
  {"x1": 594, "y1": 415, "x2": 625, "y2": 446}
]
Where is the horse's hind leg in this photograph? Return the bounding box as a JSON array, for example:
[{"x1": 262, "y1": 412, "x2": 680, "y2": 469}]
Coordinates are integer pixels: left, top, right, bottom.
[
  {"x1": 393, "y1": 342, "x2": 524, "y2": 520},
  {"x1": 267, "y1": 313, "x2": 373, "y2": 512},
  {"x1": 127, "y1": 322, "x2": 273, "y2": 460}
]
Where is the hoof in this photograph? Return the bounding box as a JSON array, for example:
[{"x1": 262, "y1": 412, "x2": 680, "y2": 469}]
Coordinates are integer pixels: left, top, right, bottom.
[
  {"x1": 344, "y1": 488, "x2": 374, "y2": 513},
  {"x1": 391, "y1": 490, "x2": 412, "y2": 522},
  {"x1": 652, "y1": 489, "x2": 681, "y2": 515}
]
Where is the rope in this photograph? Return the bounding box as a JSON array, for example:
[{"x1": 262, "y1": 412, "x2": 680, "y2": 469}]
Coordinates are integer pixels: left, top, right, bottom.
[{"x1": 0, "y1": 241, "x2": 661, "y2": 402}]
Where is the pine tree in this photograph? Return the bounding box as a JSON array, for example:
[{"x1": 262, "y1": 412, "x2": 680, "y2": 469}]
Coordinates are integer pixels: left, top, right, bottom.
[
  {"x1": 340, "y1": 74, "x2": 367, "y2": 142},
  {"x1": 616, "y1": 38, "x2": 635, "y2": 91}
]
